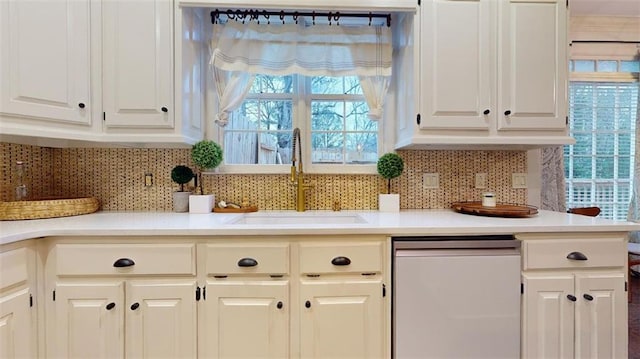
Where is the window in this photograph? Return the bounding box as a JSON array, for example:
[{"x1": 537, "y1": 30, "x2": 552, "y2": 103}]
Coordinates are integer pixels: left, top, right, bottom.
[
  {"x1": 209, "y1": 14, "x2": 392, "y2": 174},
  {"x1": 223, "y1": 74, "x2": 378, "y2": 170},
  {"x1": 565, "y1": 59, "x2": 639, "y2": 220}
]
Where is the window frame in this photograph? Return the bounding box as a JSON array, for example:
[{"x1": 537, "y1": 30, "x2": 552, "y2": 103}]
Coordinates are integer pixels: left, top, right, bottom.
[
  {"x1": 565, "y1": 58, "x2": 639, "y2": 220},
  {"x1": 211, "y1": 74, "x2": 386, "y2": 175}
]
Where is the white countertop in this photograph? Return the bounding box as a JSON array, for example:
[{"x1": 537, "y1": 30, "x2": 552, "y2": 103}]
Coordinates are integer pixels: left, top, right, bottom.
[{"x1": 2, "y1": 209, "x2": 640, "y2": 245}]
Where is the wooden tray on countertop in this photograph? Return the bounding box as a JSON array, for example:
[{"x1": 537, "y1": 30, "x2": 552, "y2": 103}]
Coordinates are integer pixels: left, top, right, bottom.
[
  {"x1": 451, "y1": 201, "x2": 538, "y2": 218},
  {"x1": 213, "y1": 206, "x2": 258, "y2": 213}
]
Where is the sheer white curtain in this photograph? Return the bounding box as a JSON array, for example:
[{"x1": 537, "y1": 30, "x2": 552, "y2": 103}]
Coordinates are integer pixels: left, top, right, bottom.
[
  {"x1": 210, "y1": 20, "x2": 392, "y2": 123},
  {"x1": 211, "y1": 65, "x2": 254, "y2": 127}
]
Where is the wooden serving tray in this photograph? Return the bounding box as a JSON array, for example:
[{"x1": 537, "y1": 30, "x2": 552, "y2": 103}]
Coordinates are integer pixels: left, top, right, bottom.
[
  {"x1": 213, "y1": 206, "x2": 258, "y2": 213},
  {"x1": 451, "y1": 201, "x2": 538, "y2": 218}
]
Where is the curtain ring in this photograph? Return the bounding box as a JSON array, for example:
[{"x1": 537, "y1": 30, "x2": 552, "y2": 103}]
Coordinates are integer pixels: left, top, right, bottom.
[
  {"x1": 369, "y1": 12, "x2": 372, "y2": 26},
  {"x1": 293, "y1": 12, "x2": 298, "y2": 24},
  {"x1": 280, "y1": 11, "x2": 285, "y2": 24},
  {"x1": 312, "y1": 11, "x2": 316, "y2": 25}
]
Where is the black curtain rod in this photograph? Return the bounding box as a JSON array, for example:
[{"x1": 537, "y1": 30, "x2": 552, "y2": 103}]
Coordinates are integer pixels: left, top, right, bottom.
[
  {"x1": 571, "y1": 40, "x2": 640, "y2": 44},
  {"x1": 210, "y1": 9, "x2": 391, "y2": 27}
]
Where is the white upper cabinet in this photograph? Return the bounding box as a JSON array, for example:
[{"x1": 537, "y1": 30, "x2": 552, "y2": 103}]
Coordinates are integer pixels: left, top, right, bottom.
[
  {"x1": 0, "y1": 0, "x2": 205, "y2": 147},
  {"x1": 395, "y1": 0, "x2": 572, "y2": 149},
  {"x1": 102, "y1": 0, "x2": 173, "y2": 129},
  {"x1": 498, "y1": 0, "x2": 568, "y2": 131},
  {"x1": 0, "y1": 0, "x2": 92, "y2": 127}
]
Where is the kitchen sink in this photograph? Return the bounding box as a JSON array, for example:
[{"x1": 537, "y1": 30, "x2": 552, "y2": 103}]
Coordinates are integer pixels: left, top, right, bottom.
[{"x1": 227, "y1": 212, "x2": 368, "y2": 225}]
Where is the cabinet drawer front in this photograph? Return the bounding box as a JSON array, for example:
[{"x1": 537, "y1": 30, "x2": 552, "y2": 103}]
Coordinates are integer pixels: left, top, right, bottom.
[
  {"x1": 205, "y1": 243, "x2": 289, "y2": 275},
  {"x1": 56, "y1": 244, "x2": 195, "y2": 276},
  {"x1": 523, "y1": 239, "x2": 626, "y2": 270},
  {"x1": 0, "y1": 247, "x2": 28, "y2": 290},
  {"x1": 299, "y1": 242, "x2": 383, "y2": 274}
]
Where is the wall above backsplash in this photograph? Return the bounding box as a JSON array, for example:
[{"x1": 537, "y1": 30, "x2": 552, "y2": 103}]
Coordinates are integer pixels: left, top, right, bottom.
[{"x1": 1, "y1": 142, "x2": 527, "y2": 211}]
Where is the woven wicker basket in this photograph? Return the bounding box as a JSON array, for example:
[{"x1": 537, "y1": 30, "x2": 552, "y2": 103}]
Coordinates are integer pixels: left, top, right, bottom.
[{"x1": 0, "y1": 197, "x2": 100, "y2": 221}]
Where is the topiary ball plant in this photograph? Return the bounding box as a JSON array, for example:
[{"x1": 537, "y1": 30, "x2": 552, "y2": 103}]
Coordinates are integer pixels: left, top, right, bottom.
[
  {"x1": 191, "y1": 140, "x2": 223, "y2": 195},
  {"x1": 377, "y1": 152, "x2": 404, "y2": 194},
  {"x1": 171, "y1": 165, "x2": 194, "y2": 192}
]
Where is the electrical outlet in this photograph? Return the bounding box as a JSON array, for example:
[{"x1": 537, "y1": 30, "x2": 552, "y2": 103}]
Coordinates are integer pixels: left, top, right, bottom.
[
  {"x1": 512, "y1": 173, "x2": 527, "y2": 189},
  {"x1": 144, "y1": 173, "x2": 153, "y2": 187},
  {"x1": 423, "y1": 173, "x2": 439, "y2": 189},
  {"x1": 475, "y1": 173, "x2": 487, "y2": 189}
]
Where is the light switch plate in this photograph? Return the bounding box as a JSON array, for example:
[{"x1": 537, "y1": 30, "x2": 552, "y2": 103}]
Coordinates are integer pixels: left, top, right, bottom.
[
  {"x1": 423, "y1": 173, "x2": 439, "y2": 189},
  {"x1": 475, "y1": 173, "x2": 487, "y2": 189},
  {"x1": 512, "y1": 173, "x2": 527, "y2": 189}
]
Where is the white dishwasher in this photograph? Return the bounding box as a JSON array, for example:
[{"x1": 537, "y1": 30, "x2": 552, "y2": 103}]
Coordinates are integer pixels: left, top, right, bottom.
[{"x1": 393, "y1": 235, "x2": 521, "y2": 359}]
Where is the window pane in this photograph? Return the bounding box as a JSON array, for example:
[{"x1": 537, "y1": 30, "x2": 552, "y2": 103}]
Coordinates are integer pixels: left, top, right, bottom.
[
  {"x1": 260, "y1": 100, "x2": 293, "y2": 130},
  {"x1": 595, "y1": 157, "x2": 614, "y2": 179},
  {"x1": 595, "y1": 133, "x2": 614, "y2": 156},
  {"x1": 344, "y1": 76, "x2": 363, "y2": 95},
  {"x1": 312, "y1": 132, "x2": 344, "y2": 163},
  {"x1": 574, "y1": 60, "x2": 595, "y2": 72},
  {"x1": 618, "y1": 133, "x2": 632, "y2": 156},
  {"x1": 572, "y1": 133, "x2": 592, "y2": 153},
  {"x1": 311, "y1": 76, "x2": 363, "y2": 95},
  {"x1": 251, "y1": 75, "x2": 294, "y2": 94},
  {"x1": 597, "y1": 60, "x2": 617, "y2": 72},
  {"x1": 258, "y1": 132, "x2": 291, "y2": 164},
  {"x1": 345, "y1": 102, "x2": 375, "y2": 131},
  {"x1": 224, "y1": 131, "x2": 258, "y2": 164},
  {"x1": 570, "y1": 107, "x2": 592, "y2": 131},
  {"x1": 345, "y1": 133, "x2": 378, "y2": 164},
  {"x1": 572, "y1": 156, "x2": 592, "y2": 178},
  {"x1": 596, "y1": 86, "x2": 615, "y2": 107},
  {"x1": 595, "y1": 108, "x2": 615, "y2": 130},
  {"x1": 312, "y1": 102, "x2": 344, "y2": 131},
  {"x1": 571, "y1": 183, "x2": 592, "y2": 202},
  {"x1": 619, "y1": 156, "x2": 631, "y2": 178},
  {"x1": 617, "y1": 182, "x2": 631, "y2": 202},
  {"x1": 620, "y1": 60, "x2": 640, "y2": 72}
]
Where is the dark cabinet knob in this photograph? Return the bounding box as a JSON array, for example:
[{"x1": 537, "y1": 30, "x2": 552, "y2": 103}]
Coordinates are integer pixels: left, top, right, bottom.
[
  {"x1": 130, "y1": 302, "x2": 140, "y2": 310},
  {"x1": 106, "y1": 302, "x2": 116, "y2": 310},
  {"x1": 331, "y1": 256, "x2": 351, "y2": 266},
  {"x1": 79, "y1": 103, "x2": 86, "y2": 109},
  {"x1": 161, "y1": 107, "x2": 168, "y2": 112},
  {"x1": 305, "y1": 300, "x2": 311, "y2": 308},
  {"x1": 567, "y1": 294, "x2": 577, "y2": 302},
  {"x1": 483, "y1": 109, "x2": 490, "y2": 115},
  {"x1": 238, "y1": 258, "x2": 258, "y2": 267},
  {"x1": 566, "y1": 252, "x2": 588, "y2": 261},
  {"x1": 583, "y1": 294, "x2": 594, "y2": 301},
  {"x1": 113, "y1": 258, "x2": 135, "y2": 267},
  {"x1": 277, "y1": 301, "x2": 283, "y2": 309},
  {"x1": 504, "y1": 110, "x2": 511, "y2": 116}
]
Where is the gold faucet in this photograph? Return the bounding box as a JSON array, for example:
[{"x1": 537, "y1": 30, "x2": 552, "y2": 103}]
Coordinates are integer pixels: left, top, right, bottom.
[{"x1": 290, "y1": 128, "x2": 313, "y2": 211}]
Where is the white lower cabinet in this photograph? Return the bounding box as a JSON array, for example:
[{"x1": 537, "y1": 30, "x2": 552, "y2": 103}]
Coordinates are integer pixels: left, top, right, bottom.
[
  {"x1": 199, "y1": 237, "x2": 389, "y2": 358},
  {"x1": 299, "y1": 280, "x2": 384, "y2": 359},
  {"x1": 46, "y1": 241, "x2": 198, "y2": 358},
  {"x1": 0, "y1": 244, "x2": 37, "y2": 359},
  {"x1": 520, "y1": 234, "x2": 628, "y2": 359},
  {"x1": 203, "y1": 281, "x2": 289, "y2": 358}
]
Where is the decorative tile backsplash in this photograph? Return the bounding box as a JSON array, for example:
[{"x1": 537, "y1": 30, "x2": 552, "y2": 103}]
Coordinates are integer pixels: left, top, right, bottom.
[{"x1": 1, "y1": 142, "x2": 527, "y2": 211}]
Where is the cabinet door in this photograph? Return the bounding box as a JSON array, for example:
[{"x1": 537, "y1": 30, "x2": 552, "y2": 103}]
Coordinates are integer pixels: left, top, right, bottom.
[
  {"x1": 52, "y1": 282, "x2": 124, "y2": 359},
  {"x1": 419, "y1": 0, "x2": 493, "y2": 130},
  {"x1": 521, "y1": 274, "x2": 574, "y2": 359},
  {"x1": 202, "y1": 280, "x2": 289, "y2": 359},
  {"x1": 102, "y1": 0, "x2": 173, "y2": 128},
  {"x1": 300, "y1": 279, "x2": 384, "y2": 359},
  {"x1": 0, "y1": 288, "x2": 33, "y2": 359},
  {"x1": 575, "y1": 273, "x2": 627, "y2": 359},
  {"x1": 0, "y1": 0, "x2": 91, "y2": 124},
  {"x1": 126, "y1": 280, "x2": 197, "y2": 359},
  {"x1": 498, "y1": 0, "x2": 567, "y2": 131}
]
